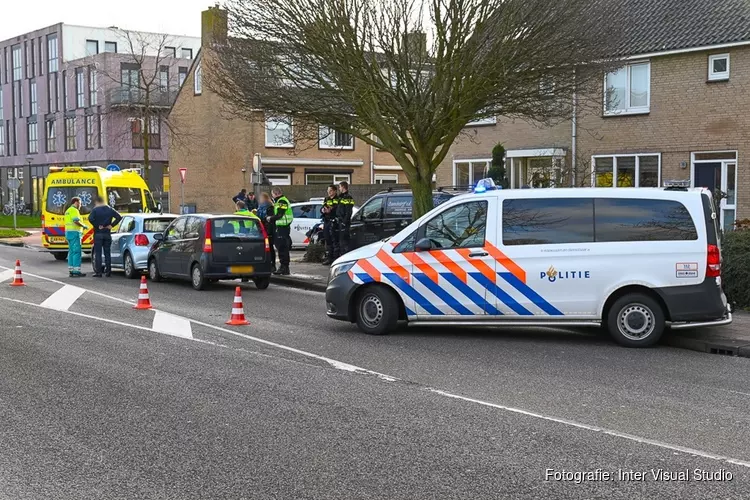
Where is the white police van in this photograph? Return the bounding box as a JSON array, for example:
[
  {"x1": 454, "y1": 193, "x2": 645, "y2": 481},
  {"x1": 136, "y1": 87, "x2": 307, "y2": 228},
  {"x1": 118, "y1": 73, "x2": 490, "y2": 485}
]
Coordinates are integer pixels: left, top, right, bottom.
[{"x1": 325, "y1": 179, "x2": 732, "y2": 347}]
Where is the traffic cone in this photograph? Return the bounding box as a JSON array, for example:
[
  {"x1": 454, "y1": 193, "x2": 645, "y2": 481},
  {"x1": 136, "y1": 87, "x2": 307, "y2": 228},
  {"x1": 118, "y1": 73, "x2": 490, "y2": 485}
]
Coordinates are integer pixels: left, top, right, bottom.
[
  {"x1": 133, "y1": 276, "x2": 153, "y2": 310},
  {"x1": 9, "y1": 260, "x2": 26, "y2": 287},
  {"x1": 226, "y1": 286, "x2": 250, "y2": 326}
]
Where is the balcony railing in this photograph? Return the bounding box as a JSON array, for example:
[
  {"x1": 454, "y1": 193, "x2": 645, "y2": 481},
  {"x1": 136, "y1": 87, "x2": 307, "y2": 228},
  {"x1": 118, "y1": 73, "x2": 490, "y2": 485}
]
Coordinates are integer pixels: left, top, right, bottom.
[{"x1": 108, "y1": 88, "x2": 178, "y2": 108}]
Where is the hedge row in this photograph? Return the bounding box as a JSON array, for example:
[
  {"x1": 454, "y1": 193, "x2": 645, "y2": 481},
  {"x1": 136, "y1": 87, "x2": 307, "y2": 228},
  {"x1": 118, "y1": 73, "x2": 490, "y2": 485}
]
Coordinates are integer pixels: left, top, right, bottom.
[{"x1": 723, "y1": 228, "x2": 750, "y2": 309}]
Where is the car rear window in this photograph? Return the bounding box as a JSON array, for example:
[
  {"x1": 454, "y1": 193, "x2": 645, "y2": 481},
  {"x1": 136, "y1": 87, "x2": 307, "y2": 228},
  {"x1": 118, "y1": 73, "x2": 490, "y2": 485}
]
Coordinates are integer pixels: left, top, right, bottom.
[
  {"x1": 143, "y1": 218, "x2": 175, "y2": 233},
  {"x1": 212, "y1": 218, "x2": 262, "y2": 239}
]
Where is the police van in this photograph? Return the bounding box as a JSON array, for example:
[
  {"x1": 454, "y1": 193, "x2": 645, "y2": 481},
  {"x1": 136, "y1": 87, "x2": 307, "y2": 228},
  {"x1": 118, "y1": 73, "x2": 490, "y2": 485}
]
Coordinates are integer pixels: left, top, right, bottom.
[{"x1": 325, "y1": 179, "x2": 732, "y2": 347}]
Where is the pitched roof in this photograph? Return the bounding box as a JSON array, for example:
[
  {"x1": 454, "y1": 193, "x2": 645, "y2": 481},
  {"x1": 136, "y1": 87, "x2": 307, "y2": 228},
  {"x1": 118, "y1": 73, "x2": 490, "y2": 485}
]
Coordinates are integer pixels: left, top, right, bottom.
[{"x1": 609, "y1": 0, "x2": 750, "y2": 57}]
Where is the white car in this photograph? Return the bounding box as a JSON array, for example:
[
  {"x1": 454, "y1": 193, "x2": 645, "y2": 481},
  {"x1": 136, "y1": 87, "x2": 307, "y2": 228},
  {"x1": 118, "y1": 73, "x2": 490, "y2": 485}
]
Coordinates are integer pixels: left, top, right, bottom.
[{"x1": 290, "y1": 200, "x2": 360, "y2": 248}]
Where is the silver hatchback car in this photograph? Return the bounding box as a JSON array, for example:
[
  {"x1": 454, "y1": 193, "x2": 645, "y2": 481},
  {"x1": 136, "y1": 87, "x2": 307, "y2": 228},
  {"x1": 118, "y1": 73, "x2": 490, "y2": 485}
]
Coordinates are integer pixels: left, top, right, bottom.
[{"x1": 110, "y1": 214, "x2": 178, "y2": 278}]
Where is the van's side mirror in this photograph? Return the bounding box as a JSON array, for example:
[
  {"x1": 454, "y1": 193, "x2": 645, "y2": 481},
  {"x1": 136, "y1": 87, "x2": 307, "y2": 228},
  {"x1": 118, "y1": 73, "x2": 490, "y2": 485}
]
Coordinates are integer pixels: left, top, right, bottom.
[
  {"x1": 415, "y1": 237, "x2": 433, "y2": 252},
  {"x1": 153, "y1": 233, "x2": 164, "y2": 241}
]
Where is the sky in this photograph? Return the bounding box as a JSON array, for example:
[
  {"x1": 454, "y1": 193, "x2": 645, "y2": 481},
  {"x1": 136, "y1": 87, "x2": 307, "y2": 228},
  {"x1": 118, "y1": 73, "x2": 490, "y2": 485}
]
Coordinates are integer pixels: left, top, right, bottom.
[{"x1": 1, "y1": 0, "x2": 210, "y2": 41}]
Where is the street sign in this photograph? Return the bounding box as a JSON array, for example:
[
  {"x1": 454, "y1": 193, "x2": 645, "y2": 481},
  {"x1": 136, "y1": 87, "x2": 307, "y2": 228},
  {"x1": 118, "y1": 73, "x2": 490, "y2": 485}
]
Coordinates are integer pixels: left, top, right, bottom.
[
  {"x1": 252, "y1": 154, "x2": 261, "y2": 173},
  {"x1": 106, "y1": 164, "x2": 121, "y2": 172},
  {"x1": 7, "y1": 177, "x2": 20, "y2": 190},
  {"x1": 179, "y1": 168, "x2": 187, "y2": 184}
]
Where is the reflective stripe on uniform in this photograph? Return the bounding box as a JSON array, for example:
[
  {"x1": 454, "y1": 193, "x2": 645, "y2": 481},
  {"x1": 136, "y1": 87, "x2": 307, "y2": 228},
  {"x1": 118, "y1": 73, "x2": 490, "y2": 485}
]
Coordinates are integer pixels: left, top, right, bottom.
[{"x1": 274, "y1": 196, "x2": 293, "y2": 226}]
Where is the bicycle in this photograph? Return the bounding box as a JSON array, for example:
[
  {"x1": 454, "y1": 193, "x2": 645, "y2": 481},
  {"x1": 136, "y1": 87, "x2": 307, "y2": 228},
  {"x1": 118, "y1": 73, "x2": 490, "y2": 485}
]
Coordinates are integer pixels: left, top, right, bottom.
[{"x1": 2, "y1": 202, "x2": 31, "y2": 216}]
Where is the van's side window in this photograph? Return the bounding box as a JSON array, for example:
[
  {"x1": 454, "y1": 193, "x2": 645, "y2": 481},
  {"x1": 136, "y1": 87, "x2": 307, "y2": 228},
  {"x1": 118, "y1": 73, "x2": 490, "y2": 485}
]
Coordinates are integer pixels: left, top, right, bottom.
[
  {"x1": 359, "y1": 197, "x2": 384, "y2": 220},
  {"x1": 595, "y1": 198, "x2": 698, "y2": 241},
  {"x1": 394, "y1": 231, "x2": 417, "y2": 253},
  {"x1": 107, "y1": 187, "x2": 144, "y2": 213},
  {"x1": 502, "y1": 198, "x2": 594, "y2": 245},
  {"x1": 424, "y1": 201, "x2": 488, "y2": 249}
]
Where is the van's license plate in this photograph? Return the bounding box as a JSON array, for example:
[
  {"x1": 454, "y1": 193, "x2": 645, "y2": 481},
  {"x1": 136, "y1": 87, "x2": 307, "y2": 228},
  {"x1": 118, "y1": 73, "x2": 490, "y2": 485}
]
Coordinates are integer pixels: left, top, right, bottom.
[
  {"x1": 229, "y1": 265, "x2": 254, "y2": 274},
  {"x1": 50, "y1": 237, "x2": 66, "y2": 243}
]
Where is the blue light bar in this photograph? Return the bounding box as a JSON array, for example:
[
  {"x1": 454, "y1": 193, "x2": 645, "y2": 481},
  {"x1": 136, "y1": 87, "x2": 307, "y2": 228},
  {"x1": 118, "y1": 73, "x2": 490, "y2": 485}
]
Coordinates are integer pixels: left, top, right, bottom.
[{"x1": 473, "y1": 178, "x2": 499, "y2": 193}]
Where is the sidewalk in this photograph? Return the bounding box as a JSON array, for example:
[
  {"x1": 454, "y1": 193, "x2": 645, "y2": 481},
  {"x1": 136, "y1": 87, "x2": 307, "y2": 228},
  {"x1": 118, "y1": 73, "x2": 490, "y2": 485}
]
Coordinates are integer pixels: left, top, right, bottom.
[
  {"x1": 268, "y1": 253, "x2": 330, "y2": 292},
  {"x1": 0, "y1": 228, "x2": 41, "y2": 247}
]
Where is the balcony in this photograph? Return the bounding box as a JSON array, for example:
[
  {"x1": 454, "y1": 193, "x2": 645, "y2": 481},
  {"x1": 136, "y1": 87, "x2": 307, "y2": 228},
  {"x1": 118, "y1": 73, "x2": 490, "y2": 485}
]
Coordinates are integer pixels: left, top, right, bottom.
[{"x1": 108, "y1": 88, "x2": 178, "y2": 109}]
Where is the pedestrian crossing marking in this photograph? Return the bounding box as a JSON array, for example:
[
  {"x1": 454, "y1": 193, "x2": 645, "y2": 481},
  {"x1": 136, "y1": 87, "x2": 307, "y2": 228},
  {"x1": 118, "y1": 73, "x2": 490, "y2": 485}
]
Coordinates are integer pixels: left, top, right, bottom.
[{"x1": 40, "y1": 285, "x2": 86, "y2": 311}]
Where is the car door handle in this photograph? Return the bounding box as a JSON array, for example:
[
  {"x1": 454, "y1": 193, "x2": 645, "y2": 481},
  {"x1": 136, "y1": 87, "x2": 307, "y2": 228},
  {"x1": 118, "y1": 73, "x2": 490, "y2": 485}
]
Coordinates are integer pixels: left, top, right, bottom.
[{"x1": 468, "y1": 251, "x2": 489, "y2": 258}]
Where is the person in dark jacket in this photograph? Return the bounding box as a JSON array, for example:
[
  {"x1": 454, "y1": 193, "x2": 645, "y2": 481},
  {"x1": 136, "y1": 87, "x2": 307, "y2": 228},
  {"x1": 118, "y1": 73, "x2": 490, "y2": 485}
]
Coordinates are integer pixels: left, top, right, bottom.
[
  {"x1": 88, "y1": 196, "x2": 123, "y2": 277},
  {"x1": 257, "y1": 192, "x2": 277, "y2": 272},
  {"x1": 232, "y1": 189, "x2": 248, "y2": 204},
  {"x1": 321, "y1": 184, "x2": 339, "y2": 265},
  {"x1": 336, "y1": 181, "x2": 354, "y2": 256},
  {"x1": 246, "y1": 192, "x2": 259, "y2": 211}
]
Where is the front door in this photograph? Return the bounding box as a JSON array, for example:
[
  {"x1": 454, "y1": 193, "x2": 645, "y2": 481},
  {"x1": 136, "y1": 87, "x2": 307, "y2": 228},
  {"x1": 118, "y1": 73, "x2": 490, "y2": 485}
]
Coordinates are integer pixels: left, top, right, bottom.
[
  {"x1": 694, "y1": 161, "x2": 737, "y2": 232},
  {"x1": 111, "y1": 216, "x2": 135, "y2": 266},
  {"x1": 159, "y1": 218, "x2": 187, "y2": 275}
]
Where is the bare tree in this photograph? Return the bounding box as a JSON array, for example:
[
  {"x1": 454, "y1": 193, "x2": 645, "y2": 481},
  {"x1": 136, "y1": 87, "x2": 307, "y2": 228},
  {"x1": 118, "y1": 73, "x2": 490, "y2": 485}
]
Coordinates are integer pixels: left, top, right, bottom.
[{"x1": 209, "y1": 0, "x2": 623, "y2": 217}]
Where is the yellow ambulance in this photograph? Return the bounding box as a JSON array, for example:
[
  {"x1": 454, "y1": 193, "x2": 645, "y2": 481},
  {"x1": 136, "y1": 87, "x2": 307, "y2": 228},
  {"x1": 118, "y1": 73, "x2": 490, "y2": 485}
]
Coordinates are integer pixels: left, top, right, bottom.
[{"x1": 42, "y1": 166, "x2": 160, "y2": 260}]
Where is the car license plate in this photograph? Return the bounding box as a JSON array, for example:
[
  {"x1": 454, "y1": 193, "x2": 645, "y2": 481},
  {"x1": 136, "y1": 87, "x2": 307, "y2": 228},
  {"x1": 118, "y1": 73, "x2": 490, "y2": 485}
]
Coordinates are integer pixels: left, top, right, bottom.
[
  {"x1": 229, "y1": 265, "x2": 254, "y2": 274},
  {"x1": 50, "y1": 236, "x2": 66, "y2": 243}
]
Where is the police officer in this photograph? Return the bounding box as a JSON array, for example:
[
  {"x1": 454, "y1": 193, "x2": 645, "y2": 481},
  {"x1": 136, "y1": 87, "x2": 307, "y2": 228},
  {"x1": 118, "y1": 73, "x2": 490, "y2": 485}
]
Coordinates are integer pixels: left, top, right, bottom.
[
  {"x1": 336, "y1": 181, "x2": 354, "y2": 256},
  {"x1": 64, "y1": 197, "x2": 87, "y2": 278},
  {"x1": 321, "y1": 184, "x2": 339, "y2": 265},
  {"x1": 267, "y1": 187, "x2": 293, "y2": 275}
]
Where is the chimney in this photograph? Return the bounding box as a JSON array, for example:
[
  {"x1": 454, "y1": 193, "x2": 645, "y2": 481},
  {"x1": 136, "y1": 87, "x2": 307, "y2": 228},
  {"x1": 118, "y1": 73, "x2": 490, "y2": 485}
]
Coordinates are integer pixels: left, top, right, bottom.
[{"x1": 202, "y1": 5, "x2": 228, "y2": 47}]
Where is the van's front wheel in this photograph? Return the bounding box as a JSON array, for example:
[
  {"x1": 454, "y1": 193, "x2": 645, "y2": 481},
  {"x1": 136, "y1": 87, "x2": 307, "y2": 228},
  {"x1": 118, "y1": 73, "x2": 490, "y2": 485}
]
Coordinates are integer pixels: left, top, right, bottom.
[
  {"x1": 355, "y1": 286, "x2": 398, "y2": 335},
  {"x1": 607, "y1": 293, "x2": 665, "y2": 348}
]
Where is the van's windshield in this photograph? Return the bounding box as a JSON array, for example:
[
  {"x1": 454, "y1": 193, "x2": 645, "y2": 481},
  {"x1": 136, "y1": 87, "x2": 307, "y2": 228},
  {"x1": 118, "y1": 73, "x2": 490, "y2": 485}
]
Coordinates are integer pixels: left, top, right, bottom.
[{"x1": 45, "y1": 187, "x2": 98, "y2": 215}]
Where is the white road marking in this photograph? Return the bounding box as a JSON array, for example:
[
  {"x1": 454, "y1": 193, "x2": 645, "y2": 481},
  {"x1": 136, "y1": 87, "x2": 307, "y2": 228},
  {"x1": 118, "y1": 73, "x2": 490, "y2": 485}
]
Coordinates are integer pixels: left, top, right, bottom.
[
  {"x1": 3, "y1": 262, "x2": 750, "y2": 468},
  {"x1": 0, "y1": 269, "x2": 14, "y2": 283},
  {"x1": 39, "y1": 285, "x2": 86, "y2": 311},
  {"x1": 152, "y1": 310, "x2": 193, "y2": 339}
]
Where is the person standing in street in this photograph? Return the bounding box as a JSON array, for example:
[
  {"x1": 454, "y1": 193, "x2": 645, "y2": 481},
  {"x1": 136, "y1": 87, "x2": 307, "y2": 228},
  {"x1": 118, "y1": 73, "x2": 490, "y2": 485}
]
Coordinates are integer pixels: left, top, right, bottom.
[
  {"x1": 64, "y1": 197, "x2": 87, "y2": 278},
  {"x1": 321, "y1": 184, "x2": 339, "y2": 265},
  {"x1": 257, "y1": 192, "x2": 276, "y2": 272},
  {"x1": 336, "y1": 181, "x2": 355, "y2": 256},
  {"x1": 267, "y1": 186, "x2": 293, "y2": 275},
  {"x1": 88, "y1": 196, "x2": 123, "y2": 277}
]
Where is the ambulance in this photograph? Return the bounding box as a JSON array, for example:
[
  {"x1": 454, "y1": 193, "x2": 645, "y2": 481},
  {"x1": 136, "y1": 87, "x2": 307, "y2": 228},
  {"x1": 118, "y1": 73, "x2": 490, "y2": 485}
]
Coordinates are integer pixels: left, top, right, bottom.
[
  {"x1": 325, "y1": 179, "x2": 732, "y2": 347},
  {"x1": 42, "y1": 166, "x2": 160, "y2": 261}
]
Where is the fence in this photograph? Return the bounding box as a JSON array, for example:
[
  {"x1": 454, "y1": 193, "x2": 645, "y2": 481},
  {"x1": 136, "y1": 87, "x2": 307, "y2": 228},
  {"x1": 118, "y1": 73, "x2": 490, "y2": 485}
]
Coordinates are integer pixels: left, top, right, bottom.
[{"x1": 276, "y1": 184, "x2": 413, "y2": 204}]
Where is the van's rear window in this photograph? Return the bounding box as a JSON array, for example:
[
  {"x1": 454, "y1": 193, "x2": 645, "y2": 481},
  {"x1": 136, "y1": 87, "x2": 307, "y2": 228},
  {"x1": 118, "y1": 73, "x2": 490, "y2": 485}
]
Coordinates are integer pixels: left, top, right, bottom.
[
  {"x1": 212, "y1": 218, "x2": 262, "y2": 239},
  {"x1": 45, "y1": 187, "x2": 98, "y2": 215}
]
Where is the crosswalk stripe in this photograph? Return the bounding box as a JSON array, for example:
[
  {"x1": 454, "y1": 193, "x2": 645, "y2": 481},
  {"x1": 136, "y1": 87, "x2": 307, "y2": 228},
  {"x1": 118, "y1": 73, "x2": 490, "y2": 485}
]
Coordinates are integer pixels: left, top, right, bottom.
[
  {"x1": 152, "y1": 310, "x2": 193, "y2": 339},
  {"x1": 40, "y1": 285, "x2": 86, "y2": 311},
  {"x1": 0, "y1": 269, "x2": 14, "y2": 283}
]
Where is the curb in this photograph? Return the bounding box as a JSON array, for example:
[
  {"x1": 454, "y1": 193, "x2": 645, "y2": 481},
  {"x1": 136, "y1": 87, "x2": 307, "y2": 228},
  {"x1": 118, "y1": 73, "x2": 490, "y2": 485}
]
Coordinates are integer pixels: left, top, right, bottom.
[
  {"x1": 664, "y1": 332, "x2": 750, "y2": 357},
  {"x1": 0, "y1": 239, "x2": 25, "y2": 247},
  {"x1": 270, "y1": 276, "x2": 328, "y2": 292}
]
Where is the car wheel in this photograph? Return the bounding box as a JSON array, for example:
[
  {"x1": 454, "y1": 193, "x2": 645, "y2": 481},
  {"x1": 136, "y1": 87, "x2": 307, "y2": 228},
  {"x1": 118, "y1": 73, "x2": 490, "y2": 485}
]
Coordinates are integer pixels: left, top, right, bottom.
[
  {"x1": 253, "y1": 277, "x2": 270, "y2": 290},
  {"x1": 355, "y1": 285, "x2": 398, "y2": 335},
  {"x1": 123, "y1": 252, "x2": 137, "y2": 279},
  {"x1": 606, "y1": 293, "x2": 665, "y2": 348},
  {"x1": 53, "y1": 252, "x2": 68, "y2": 261},
  {"x1": 191, "y1": 263, "x2": 206, "y2": 291},
  {"x1": 148, "y1": 258, "x2": 162, "y2": 282}
]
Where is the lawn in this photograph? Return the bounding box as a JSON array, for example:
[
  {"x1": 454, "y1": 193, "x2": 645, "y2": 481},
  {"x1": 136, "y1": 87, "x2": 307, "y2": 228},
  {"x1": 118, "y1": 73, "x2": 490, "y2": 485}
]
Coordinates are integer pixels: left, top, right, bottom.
[
  {"x1": 0, "y1": 214, "x2": 41, "y2": 228},
  {"x1": 0, "y1": 229, "x2": 29, "y2": 239}
]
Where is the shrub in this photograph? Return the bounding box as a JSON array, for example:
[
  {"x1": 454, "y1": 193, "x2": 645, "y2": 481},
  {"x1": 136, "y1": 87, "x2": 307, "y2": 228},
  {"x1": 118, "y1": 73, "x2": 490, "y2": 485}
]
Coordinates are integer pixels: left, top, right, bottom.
[
  {"x1": 303, "y1": 242, "x2": 327, "y2": 263},
  {"x1": 722, "y1": 230, "x2": 750, "y2": 309}
]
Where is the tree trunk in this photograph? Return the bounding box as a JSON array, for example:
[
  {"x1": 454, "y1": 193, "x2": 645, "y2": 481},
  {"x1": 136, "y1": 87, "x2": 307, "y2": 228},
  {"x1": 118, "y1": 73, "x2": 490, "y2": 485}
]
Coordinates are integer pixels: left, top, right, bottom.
[
  {"x1": 143, "y1": 118, "x2": 150, "y2": 188},
  {"x1": 410, "y1": 166, "x2": 434, "y2": 220}
]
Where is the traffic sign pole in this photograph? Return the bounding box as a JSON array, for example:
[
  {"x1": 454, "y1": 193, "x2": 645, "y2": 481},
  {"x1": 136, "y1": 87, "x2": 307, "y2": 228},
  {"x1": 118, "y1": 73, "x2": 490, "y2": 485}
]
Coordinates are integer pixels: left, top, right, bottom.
[
  {"x1": 7, "y1": 177, "x2": 21, "y2": 230},
  {"x1": 179, "y1": 168, "x2": 187, "y2": 214}
]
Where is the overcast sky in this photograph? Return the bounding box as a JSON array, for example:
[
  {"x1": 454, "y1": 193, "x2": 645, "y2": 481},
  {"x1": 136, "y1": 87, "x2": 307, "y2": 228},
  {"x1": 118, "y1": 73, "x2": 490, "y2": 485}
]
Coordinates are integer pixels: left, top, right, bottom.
[{"x1": 1, "y1": 0, "x2": 210, "y2": 41}]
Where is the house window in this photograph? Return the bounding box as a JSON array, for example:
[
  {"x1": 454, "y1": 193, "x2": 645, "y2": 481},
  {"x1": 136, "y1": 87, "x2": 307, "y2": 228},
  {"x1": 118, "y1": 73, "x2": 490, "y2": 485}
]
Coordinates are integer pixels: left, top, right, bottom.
[
  {"x1": 48, "y1": 73, "x2": 58, "y2": 112},
  {"x1": 89, "y1": 67, "x2": 98, "y2": 105},
  {"x1": 86, "y1": 40, "x2": 99, "y2": 56},
  {"x1": 265, "y1": 173, "x2": 291, "y2": 185},
  {"x1": 131, "y1": 116, "x2": 161, "y2": 149},
  {"x1": 12, "y1": 45, "x2": 22, "y2": 81},
  {"x1": 47, "y1": 35, "x2": 59, "y2": 72},
  {"x1": 164, "y1": 47, "x2": 177, "y2": 58},
  {"x1": 708, "y1": 54, "x2": 729, "y2": 81},
  {"x1": 592, "y1": 154, "x2": 660, "y2": 188},
  {"x1": 98, "y1": 112, "x2": 103, "y2": 148},
  {"x1": 45, "y1": 119, "x2": 56, "y2": 152},
  {"x1": 182, "y1": 48, "x2": 193, "y2": 59},
  {"x1": 76, "y1": 68, "x2": 85, "y2": 108},
  {"x1": 65, "y1": 116, "x2": 76, "y2": 151},
  {"x1": 104, "y1": 41, "x2": 117, "y2": 53},
  {"x1": 159, "y1": 66, "x2": 169, "y2": 91},
  {"x1": 62, "y1": 70, "x2": 68, "y2": 110},
  {"x1": 0, "y1": 123, "x2": 4, "y2": 156},
  {"x1": 305, "y1": 173, "x2": 350, "y2": 185},
  {"x1": 85, "y1": 115, "x2": 95, "y2": 149},
  {"x1": 453, "y1": 159, "x2": 490, "y2": 187},
  {"x1": 265, "y1": 116, "x2": 294, "y2": 147},
  {"x1": 178, "y1": 67, "x2": 187, "y2": 87},
  {"x1": 28, "y1": 42, "x2": 35, "y2": 78},
  {"x1": 0, "y1": 88, "x2": 3, "y2": 119},
  {"x1": 29, "y1": 81, "x2": 37, "y2": 115},
  {"x1": 318, "y1": 126, "x2": 353, "y2": 149},
  {"x1": 27, "y1": 121, "x2": 38, "y2": 154},
  {"x1": 374, "y1": 173, "x2": 399, "y2": 184},
  {"x1": 466, "y1": 116, "x2": 497, "y2": 126},
  {"x1": 604, "y1": 62, "x2": 650, "y2": 115},
  {"x1": 194, "y1": 63, "x2": 202, "y2": 95}
]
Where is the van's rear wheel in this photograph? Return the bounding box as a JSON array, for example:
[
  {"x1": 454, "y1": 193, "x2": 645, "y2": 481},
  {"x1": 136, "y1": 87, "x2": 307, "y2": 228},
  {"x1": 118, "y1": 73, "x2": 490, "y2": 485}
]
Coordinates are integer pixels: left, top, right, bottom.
[
  {"x1": 355, "y1": 286, "x2": 398, "y2": 335},
  {"x1": 53, "y1": 252, "x2": 68, "y2": 261},
  {"x1": 606, "y1": 293, "x2": 665, "y2": 348}
]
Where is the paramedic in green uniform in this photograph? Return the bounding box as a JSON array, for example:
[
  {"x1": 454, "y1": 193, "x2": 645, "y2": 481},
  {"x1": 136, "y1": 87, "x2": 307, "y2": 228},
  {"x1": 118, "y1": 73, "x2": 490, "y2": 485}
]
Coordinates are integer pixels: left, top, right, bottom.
[{"x1": 64, "y1": 197, "x2": 87, "y2": 277}]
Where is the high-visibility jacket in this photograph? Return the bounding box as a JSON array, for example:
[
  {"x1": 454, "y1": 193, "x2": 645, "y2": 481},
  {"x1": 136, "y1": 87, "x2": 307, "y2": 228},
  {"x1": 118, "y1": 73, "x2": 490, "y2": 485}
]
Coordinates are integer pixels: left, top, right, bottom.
[
  {"x1": 273, "y1": 196, "x2": 293, "y2": 227},
  {"x1": 230, "y1": 209, "x2": 261, "y2": 233},
  {"x1": 64, "y1": 206, "x2": 82, "y2": 232}
]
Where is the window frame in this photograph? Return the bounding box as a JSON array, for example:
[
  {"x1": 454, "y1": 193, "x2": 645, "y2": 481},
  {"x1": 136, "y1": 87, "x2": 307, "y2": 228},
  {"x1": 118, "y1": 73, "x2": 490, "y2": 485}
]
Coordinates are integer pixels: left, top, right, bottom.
[
  {"x1": 45, "y1": 119, "x2": 56, "y2": 152},
  {"x1": 75, "y1": 68, "x2": 86, "y2": 108},
  {"x1": 85, "y1": 114, "x2": 96, "y2": 150},
  {"x1": 452, "y1": 158, "x2": 491, "y2": 187},
  {"x1": 708, "y1": 53, "x2": 730, "y2": 81},
  {"x1": 64, "y1": 116, "x2": 77, "y2": 151},
  {"x1": 591, "y1": 153, "x2": 662, "y2": 188},
  {"x1": 318, "y1": 125, "x2": 354, "y2": 150},
  {"x1": 11, "y1": 45, "x2": 22, "y2": 82},
  {"x1": 265, "y1": 116, "x2": 294, "y2": 148},
  {"x1": 304, "y1": 173, "x2": 350, "y2": 185},
  {"x1": 27, "y1": 120, "x2": 38, "y2": 154},
  {"x1": 374, "y1": 173, "x2": 399, "y2": 184},
  {"x1": 104, "y1": 41, "x2": 117, "y2": 54},
  {"x1": 603, "y1": 61, "x2": 651, "y2": 116},
  {"x1": 29, "y1": 80, "x2": 37, "y2": 115},
  {"x1": 47, "y1": 35, "x2": 59, "y2": 72},
  {"x1": 265, "y1": 173, "x2": 291, "y2": 185},
  {"x1": 194, "y1": 62, "x2": 202, "y2": 95},
  {"x1": 420, "y1": 200, "x2": 489, "y2": 250},
  {"x1": 89, "y1": 67, "x2": 98, "y2": 105},
  {"x1": 182, "y1": 48, "x2": 193, "y2": 59},
  {"x1": 86, "y1": 40, "x2": 99, "y2": 56}
]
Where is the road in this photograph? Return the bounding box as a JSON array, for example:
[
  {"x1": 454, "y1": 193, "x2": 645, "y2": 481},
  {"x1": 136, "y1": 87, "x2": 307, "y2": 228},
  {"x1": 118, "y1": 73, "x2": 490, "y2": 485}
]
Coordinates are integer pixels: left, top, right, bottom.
[{"x1": 0, "y1": 244, "x2": 748, "y2": 499}]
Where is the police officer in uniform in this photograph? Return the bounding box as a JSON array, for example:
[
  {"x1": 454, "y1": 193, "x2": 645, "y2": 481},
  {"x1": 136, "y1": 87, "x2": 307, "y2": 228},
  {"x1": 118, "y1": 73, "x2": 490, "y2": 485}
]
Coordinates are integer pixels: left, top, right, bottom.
[
  {"x1": 321, "y1": 184, "x2": 339, "y2": 265},
  {"x1": 267, "y1": 187, "x2": 293, "y2": 275},
  {"x1": 336, "y1": 181, "x2": 355, "y2": 256}
]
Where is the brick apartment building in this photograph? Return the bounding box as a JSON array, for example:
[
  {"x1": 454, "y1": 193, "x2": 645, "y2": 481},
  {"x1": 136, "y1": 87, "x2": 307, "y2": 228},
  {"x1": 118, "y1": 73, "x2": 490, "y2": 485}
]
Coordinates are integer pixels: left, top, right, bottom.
[
  {"x1": 437, "y1": 0, "x2": 750, "y2": 231},
  {"x1": 169, "y1": 7, "x2": 404, "y2": 214},
  {"x1": 0, "y1": 24, "x2": 199, "y2": 212}
]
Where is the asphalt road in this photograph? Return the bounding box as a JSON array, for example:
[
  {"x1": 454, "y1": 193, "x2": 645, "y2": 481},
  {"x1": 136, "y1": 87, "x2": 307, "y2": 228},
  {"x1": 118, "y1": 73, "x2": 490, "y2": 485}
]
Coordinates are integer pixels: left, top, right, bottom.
[{"x1": 1, "y1": 245, "x2": 749, "y2": 499}]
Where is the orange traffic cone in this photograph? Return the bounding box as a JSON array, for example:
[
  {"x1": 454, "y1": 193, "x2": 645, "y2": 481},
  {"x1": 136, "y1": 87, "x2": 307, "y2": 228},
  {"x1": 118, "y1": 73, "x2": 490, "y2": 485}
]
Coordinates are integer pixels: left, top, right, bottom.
[
  {"x1": 9, "y1": 260, "x2": 26, "y2": 287},
  {"x1": 133, "y1": 276, "x2": 153, "y2": 310},
  {"x1": 226, "y1": 286, "x2": 250, "y2": 326}
]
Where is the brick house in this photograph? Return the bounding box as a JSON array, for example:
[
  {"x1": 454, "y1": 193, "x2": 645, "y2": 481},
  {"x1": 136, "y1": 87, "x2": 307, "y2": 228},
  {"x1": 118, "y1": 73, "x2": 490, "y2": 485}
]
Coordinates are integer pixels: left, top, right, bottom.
[
  {"x1": 436, "y1": 0, "x2": 750, "y2": 231},
  {"x1": 169, "y1": 7, "x2": 404, "y2": 214}
]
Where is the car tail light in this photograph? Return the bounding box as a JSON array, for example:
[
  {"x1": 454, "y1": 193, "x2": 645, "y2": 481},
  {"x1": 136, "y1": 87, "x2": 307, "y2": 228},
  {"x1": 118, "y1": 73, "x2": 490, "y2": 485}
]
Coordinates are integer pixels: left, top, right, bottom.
[
  {"x1": 257, "y1": 221, "x2": 270, "y2": 252},
  {"x1": 40, "y1": 214, "x2": 45, "y2": 228},
  {"x1": 134, "y1": 234, "x2": 149, "y2": 246},
  {"x1": 264, "y1": 237, "x2": 270, "y2": 253},
  {"x1": 707, "y1": 244, "x2": 721, "y2": 278},
  {"x1": 203, "y1": 220, "x2": 213, "y2": 253}
]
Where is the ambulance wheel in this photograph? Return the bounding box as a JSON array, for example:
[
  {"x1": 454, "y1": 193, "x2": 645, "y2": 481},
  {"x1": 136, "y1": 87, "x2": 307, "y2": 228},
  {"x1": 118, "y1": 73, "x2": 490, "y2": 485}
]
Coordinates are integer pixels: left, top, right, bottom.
[
  {"x1": 148, "y1": 258, "x2": 162, "y2": 282},
  {"x1": 606, "y1": 293, "x2": 665, "y2": 348},
  {"x1": 355, "y1": 285, "x2": 398, "y2": 335},
  {"x1": 53, "y1": 252, "x2": 68, "y2": 261}
]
